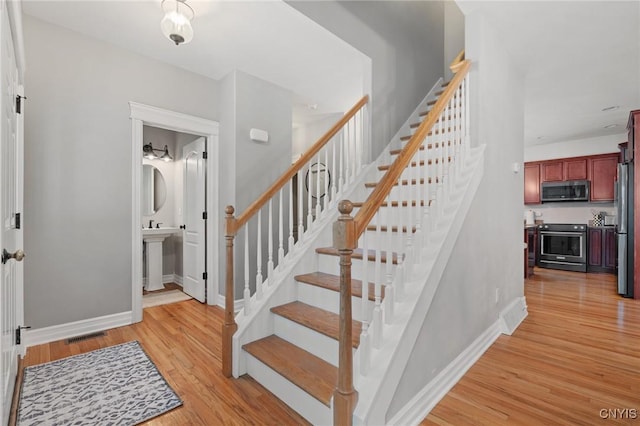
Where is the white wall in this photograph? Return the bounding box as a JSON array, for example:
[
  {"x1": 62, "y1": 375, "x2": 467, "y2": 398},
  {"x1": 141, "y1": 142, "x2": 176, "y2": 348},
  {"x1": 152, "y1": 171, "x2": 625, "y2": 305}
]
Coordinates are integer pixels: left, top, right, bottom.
[
  {"x1": 525, "y1": 133, "x2": 624, "y2": 162},
  {"x1": 292, "y1": 113, "x2": 343, "y2": 159},
  {"x1": 288, "y1": 1, "x2": 445, "y2": 159},
  {"x1": 387, "y1": 9, "x2": 526, "y2": 420},
  {"x1": 23, "y1": 16, "x2": 219, "y2": 328},
  {"x1": 444, "y1": 0, "x2": 465, "y2": 80}
]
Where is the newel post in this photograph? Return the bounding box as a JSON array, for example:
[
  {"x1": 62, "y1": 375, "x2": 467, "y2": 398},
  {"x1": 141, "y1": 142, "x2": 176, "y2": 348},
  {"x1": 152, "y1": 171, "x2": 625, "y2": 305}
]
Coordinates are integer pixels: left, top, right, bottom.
[
  {"x1": 333, "y1": 200, "x2": 358, "y2": 425},
  {"x1": 222, "y1": 205, "x2": 238, "y2": 378}
]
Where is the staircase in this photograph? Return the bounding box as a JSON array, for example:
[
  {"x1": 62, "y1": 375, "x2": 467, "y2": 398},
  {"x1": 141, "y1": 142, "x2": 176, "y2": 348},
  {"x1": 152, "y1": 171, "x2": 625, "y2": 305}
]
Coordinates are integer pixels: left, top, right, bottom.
[{"x1": 223, "y1": 55, "x2": 484, "y2": 424}]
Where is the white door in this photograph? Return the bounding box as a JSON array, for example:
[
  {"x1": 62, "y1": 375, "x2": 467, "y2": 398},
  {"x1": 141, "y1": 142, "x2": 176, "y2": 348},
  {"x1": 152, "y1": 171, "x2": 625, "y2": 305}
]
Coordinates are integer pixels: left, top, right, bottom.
[
  {"x1": 0, "y1": 2, "x2": 23, "y2": 423},
  {"x1": 182, "y1": 138, "x2": 206, "y2": 302}
]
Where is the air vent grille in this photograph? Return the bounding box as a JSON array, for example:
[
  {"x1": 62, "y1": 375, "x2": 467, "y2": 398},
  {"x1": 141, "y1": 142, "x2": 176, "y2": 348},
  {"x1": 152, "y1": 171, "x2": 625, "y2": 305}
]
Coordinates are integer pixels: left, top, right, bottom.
[{"x1": 65, "y1": 331, "x2": 106, "y2": 344}]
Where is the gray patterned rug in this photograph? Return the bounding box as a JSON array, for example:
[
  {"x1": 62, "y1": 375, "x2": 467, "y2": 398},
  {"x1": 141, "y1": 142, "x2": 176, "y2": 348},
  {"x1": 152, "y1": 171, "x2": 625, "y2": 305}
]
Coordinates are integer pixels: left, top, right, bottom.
[{"x1": 17, "y1": 341, "x2": 182, "y2": 425}]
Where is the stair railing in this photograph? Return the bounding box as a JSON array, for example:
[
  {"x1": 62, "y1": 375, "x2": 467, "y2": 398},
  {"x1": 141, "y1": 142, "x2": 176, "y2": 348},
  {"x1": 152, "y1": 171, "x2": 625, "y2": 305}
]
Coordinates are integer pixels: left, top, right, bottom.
[
  {"x1": 222, "y1": 95, "x2": 369, "y2": 377},
  {"x1": 332, "y1": 52, "x2": 470, "y2": 424}
]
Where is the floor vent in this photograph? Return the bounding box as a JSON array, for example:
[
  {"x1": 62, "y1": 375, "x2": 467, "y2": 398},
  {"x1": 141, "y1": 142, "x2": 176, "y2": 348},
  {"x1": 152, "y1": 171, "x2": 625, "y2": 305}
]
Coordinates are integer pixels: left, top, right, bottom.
[{"x1": 65, "y1": 331, "x2": 106, "y2": 344}]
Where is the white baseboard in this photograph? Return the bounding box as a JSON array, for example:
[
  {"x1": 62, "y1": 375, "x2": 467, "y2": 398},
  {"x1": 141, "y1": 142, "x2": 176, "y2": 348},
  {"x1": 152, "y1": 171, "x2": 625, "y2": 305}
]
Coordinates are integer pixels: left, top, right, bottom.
[
  {"x1": 499, "y1": 296, "x2": 528, "y2": 335},
  {"x1": 216, "y1": 297, "x2": 244, "y2": 313},
  {"x1": 388, "y1": 319, "x2": 502, "y2": 426},
  {"x1": 173, "y1": 274, "x2": 183, "y2": 286},
  {"x1": 142, "y1": 274, "x2": 183, "y2": 287},
  {"x1": 24, "y1": 311, "x2": 133, "y2": 348}
]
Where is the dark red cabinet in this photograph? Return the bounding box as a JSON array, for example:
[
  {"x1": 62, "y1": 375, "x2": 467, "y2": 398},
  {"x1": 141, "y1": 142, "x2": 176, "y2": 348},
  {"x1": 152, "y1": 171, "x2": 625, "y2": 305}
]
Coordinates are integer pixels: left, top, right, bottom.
[
  {"x1": 541, "y1": 161, "x2": 564, "y2": 182},
  {"x1": 524, "y1": 163, "x2": 540, "y2": 204},
  {"x1": 589, "y1": 154, "x2": 618, "y2": 202},
  {"x1": 588, "y1": 227, "x2": 617, "y2": 274}
]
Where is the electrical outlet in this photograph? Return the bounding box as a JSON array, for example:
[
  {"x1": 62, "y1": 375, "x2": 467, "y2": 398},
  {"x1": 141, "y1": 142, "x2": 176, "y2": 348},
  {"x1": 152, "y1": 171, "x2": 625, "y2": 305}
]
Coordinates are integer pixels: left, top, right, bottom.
[{"x1": 495, "y1": 288, "x2": 500, "y2": 304}]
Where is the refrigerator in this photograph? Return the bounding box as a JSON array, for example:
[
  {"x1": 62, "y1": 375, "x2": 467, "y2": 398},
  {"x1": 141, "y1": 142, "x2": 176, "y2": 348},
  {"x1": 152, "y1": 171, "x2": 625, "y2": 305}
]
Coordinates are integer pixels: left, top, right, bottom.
[{"x1": 616, "y1": 162, "x2": 634, "y2": 297}]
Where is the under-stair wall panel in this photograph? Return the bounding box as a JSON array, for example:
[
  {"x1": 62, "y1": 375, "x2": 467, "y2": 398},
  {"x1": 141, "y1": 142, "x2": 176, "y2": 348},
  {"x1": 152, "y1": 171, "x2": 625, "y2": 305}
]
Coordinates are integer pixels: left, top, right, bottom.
[{"x1": 385, "y1": 12, "x2": 526, "y2": 422}]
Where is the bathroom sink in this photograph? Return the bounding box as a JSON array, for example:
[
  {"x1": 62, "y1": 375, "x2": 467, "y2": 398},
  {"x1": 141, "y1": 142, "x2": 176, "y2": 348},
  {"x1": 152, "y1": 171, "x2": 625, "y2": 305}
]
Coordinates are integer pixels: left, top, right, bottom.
[{"x1": 142, "y1": 227, "x2": 180, "y2": 239}]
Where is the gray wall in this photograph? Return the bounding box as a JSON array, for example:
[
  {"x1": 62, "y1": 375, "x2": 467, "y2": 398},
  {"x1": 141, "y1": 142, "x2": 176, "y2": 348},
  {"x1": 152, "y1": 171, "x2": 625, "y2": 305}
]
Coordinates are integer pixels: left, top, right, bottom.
[
  {"x1": 23, "y1": 16, "x2": 219, "y2": 328},
  {"x1": 387, "y1": 9, "x2": 526, "y2": 420},
  {"x1": 288, "y1": 1, "x2": 445, "y2": 159},
  {"x1": 444, "y1": 0, "x2": 465, "y2": 80},
  {"x1": 218, "y1": 70, "x2": 293, "y2": 296}
]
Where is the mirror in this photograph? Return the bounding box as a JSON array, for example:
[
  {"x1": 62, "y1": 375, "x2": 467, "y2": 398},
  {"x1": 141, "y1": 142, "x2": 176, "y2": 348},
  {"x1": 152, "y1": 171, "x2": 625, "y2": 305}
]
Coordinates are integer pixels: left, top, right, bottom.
[{"x1": 142, "y1": 164, "x2": 167, "y2": 215}]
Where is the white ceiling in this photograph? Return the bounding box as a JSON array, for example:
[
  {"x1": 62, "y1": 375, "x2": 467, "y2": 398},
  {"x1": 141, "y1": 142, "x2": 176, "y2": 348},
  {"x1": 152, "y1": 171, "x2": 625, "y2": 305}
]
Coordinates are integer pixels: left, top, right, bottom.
[
  {"x1": 458, "y1": 0, "x2": 640, "y2": 147},
  {"x1": 21, "y1": 0, "x2": 368, "y2": 125},
  {"x1": 23, "y1": 1, "x2": 640, "y2": 146}
]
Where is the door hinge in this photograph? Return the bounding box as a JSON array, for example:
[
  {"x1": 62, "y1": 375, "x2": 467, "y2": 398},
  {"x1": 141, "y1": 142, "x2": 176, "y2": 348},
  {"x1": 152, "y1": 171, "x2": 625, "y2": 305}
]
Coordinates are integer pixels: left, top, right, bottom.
[
  {"x1": 202, "y1": 151, "x2": 208, "y2": 159},
  {"x1": 202, "y1": 272, "x2": 208, "y2": 280},
  {"x1": 15, "y1": 212, "x2": 20, "y2": 229},
  {"x1": 202, "y1": 211, "x2": 207, "y2": 220},
  {"x1": 15, "y1": 326, "x2": 31, "y2": 345},
  {"x1": 15, "y1": 95, "x2": 26, "y2": 114}
]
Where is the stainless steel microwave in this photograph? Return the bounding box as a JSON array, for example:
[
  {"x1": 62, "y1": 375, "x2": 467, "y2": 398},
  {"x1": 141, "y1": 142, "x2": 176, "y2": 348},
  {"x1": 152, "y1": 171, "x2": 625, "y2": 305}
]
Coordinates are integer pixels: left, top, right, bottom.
[{"x1": 540, "y1": 180, "x2": 590, "y2": 202}]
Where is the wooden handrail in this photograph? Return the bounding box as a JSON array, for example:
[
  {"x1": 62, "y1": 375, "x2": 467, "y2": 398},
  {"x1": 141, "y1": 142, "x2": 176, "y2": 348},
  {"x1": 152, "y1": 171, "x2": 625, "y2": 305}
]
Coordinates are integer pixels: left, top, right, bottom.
[
  {"x1": 352, "y1": 60, "x2": 471, "y2": 239},
  {"x1": 449, "y1": 49, "x2": 465, "y2": 73},
  {"x1": 229, "y1": 95, "x2": 369, "y2": 236}
]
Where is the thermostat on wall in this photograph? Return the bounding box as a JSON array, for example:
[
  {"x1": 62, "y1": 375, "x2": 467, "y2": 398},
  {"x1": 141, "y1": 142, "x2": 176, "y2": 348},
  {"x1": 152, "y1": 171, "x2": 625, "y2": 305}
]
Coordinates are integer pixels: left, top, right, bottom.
[{"x1": 250, "y1": 128, "x2": 269, "y2": 143}]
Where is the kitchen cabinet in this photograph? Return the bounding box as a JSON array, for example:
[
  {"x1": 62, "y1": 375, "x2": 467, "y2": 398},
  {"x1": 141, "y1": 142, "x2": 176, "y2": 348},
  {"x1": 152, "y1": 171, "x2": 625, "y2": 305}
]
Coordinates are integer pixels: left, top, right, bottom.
[
  {"x1": 564, "y1": 158, "x2": 588, "y2": 180},
  {"x1": 589, "y1": 154, "x2": 618, "y2": 202},
  {"x1": 588, "y1": 227, "x2": 617, "y2": 273},
  {"x1": 524, "y1": 153, "x2": 618, "y2": 204},
  {"x1": 524, "y1": 227, "x2": 537, "y2": 278},
  {"x1": 524, "y1": 163, "x2": 540, "y2": 204},
  {"x1": 541, "y1": 161, "x2": 564, "y2": 182}
]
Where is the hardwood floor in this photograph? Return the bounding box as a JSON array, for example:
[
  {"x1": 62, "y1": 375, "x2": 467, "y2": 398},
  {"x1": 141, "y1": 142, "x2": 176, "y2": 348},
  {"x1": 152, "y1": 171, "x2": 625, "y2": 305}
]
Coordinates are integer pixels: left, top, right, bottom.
[
  {"x1": 422, "y1": 268, "x2": 640, "y2": 425},
  {"x1": 20, "y1": 268, "x2": 639, "y2": 425},
  {"x1": 21, "y1": 301, "x2": 309, "y2": 425}
]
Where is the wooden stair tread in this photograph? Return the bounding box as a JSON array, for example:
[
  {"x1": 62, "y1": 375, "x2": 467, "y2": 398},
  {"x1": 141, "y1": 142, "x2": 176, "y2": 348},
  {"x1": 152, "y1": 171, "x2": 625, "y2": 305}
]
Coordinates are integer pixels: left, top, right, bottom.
[
  {"x1": 352, "y1": 200, "x2": 428, "y2": 208},
  {"x1": 400, "y1": 127, "x2": 455, "y2": 141},
  {"x1": 316, "y1": 247, "x2": 399, "y2": 264},
  {"x1": 271, "y1": 301, "x2": 362, "y2": 348},
  {"x1": 295, "y1": 271, "x2": 379, "y2": 301},
  {"x1": 243, "y1": 335, "x2": 336, "y2": 407},
  {"x1": 378, "y1": 157, "x2": 451, "y2": 171},
  {"x1": 365, "y1": 178, "x2": 430, "y2": 188},
  {"x1": 366, "y1": 224, "x2": 416, "y2": 233},
  {"x1": 389, "y1": 141, "x2": 452, "y2": 155}
]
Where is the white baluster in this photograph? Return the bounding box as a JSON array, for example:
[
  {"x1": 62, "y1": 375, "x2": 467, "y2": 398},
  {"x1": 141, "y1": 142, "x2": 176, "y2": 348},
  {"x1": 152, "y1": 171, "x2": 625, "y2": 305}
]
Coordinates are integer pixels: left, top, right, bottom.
[
  {"x1": 278, "y1": 189, "x2": 284, "y2": 266},
  {"x1": 288, "y1": 180, "x2": 294, "y2": 253},
  {"x1": 413, "y1": 146, "x2": 423, "y2": 260},
  {"x1": 267, "y1": 199, "x2": 274, "y2": 284},
  {"x1": 405, "y1": 160, "x2": 415, "y2": 268},
  {"x1": 464, "y1": 75, "x2": 470, "y2": 158},
  {"x1": 345, "y1": 123, "x2": 351, "y2": 185},
  {"x1": 384, "y1": 195, "x2": 394, "y2": 324},
  {"x1": 298, "y1": 170, "x2": 304, "y2": 241},
  {"x1": 307, "y1": 164, "x2": 313, "y2": 230},
  {"x1": 331, "y1": 137, "x2": 338, "y2": 202},
  {"x1": 315, "y1": 156, "x2": 322, "y2": 219},
  {"x1": 256, "y1": 211, "x2": 263, "y2": 300},
  {"x1": 394, "y1": 183, "x2": 405, "y2": 303},
  {"x1": 323, "y1": 148, "x2": 329, "y2": 212},
  {"x1": 244, "y1": 226, "x2": 251, "y2": 315},
  {"x1": 360, "y1": 230, "x2": 370, "y2": 375},
  {"x1": 339, "y1": 131, "x2": 345, "y2": 193},
  {"x1": 351, "y1": 116, "x2": 357, "y2": 182},
  {"x1": 372, "y1": 223, "x2": 383, "y2": 349}
]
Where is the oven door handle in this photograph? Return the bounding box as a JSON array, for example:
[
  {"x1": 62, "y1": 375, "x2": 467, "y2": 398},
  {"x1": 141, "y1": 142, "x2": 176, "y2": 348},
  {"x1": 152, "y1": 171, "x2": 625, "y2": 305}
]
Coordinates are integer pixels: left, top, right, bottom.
[{"x1": 540, "y1": 231, "x2": 584, "y2": 236}]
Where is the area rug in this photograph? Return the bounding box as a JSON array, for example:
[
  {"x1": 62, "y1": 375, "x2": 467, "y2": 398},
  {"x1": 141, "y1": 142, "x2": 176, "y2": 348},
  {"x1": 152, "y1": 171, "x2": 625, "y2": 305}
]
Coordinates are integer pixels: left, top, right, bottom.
[
  {"x1": 143, "y1": 289, "x2": 193, "y2": 308},
  {"x1": 17, "y1": 341, "x2": 182, "y2": 425}
]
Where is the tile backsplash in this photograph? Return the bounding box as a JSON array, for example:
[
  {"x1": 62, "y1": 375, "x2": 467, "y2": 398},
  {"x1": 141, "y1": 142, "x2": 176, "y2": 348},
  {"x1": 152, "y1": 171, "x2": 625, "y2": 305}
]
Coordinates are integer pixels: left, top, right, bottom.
[{"x1": 524, "y1": 203, "x2": 615, "y2": 225}]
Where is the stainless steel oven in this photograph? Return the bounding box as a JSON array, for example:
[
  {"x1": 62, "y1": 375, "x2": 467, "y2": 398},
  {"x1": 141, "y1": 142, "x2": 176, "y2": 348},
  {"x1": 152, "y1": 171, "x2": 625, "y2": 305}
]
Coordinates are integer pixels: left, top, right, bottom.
[{"x1": 538, "y1": 224, "x2": 587, "y2": 272}]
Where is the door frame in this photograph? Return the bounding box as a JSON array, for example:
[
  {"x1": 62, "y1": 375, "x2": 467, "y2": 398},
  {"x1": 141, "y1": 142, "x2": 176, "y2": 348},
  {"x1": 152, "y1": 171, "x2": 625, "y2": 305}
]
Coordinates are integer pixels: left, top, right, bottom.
[{"x1": 129, "y1": 102, "x2": 219, "y2": 323}]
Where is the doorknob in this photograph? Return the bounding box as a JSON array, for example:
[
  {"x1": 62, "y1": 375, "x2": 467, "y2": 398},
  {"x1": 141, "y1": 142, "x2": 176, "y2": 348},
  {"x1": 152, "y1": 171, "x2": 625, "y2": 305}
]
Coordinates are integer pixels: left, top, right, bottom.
[{"x1": 2, "y1": 249, "x2": 25, "y2": 265}]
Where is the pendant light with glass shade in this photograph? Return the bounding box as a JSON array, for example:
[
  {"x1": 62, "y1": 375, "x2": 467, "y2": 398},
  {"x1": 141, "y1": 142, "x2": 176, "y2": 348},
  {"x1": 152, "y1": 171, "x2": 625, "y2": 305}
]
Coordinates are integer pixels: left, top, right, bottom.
[{"x1": 161, "y1": 0, "x2": 194, "y2": 46}]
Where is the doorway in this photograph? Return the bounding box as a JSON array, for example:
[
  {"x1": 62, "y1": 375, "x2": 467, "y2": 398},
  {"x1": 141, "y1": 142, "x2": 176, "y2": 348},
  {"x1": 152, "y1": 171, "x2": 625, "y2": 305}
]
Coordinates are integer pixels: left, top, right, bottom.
[{"x1": 130, "y1": 103, "x2": 219, "y2": 323}]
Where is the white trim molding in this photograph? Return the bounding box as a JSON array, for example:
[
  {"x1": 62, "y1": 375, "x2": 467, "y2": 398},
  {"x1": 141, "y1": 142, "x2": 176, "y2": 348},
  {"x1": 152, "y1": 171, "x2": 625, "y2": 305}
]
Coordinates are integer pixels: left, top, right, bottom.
[
  {"x1": 388, "y1": 319, "x2": 503, "y2": 426},
  {"x1": 217, "y1": 297, "x2": 244, "y2": 314},
  {"x1": 24, "y1": 311, "x2": 133, "y2": 348},
  {"x1": 130, "y1": 102, "x2": 219, "y2": 324}
]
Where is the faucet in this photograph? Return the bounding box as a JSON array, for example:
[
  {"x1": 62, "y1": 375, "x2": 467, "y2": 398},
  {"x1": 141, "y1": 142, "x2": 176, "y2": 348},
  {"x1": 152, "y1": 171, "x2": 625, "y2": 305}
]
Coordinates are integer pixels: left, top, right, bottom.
[
  {"x1": 148, "y1": 220, "x2": 154, "y2": 229},
  {"x1": 156, "y1": 223, "x2": 163, "y2": 229}
]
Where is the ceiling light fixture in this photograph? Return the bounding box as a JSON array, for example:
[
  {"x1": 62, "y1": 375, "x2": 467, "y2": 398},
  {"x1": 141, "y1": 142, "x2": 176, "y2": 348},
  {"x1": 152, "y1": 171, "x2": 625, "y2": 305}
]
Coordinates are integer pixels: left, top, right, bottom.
[
  {"x1": 143, "y1": 143, "x2": 173, "y2": 162},
  {"x1": 601, "y1": 106, "x2": 619, "y2": 112},
  {"x1": 161, "y1": 0, "x2": 194, "y2": 46}
]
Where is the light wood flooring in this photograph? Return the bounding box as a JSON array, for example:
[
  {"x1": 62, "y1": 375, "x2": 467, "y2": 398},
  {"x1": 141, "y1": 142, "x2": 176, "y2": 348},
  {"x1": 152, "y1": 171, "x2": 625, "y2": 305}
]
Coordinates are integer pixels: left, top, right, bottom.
[
  {"x1": 423, "y1": 268, "x2": 640, "y2": 425},
  {"x1": 19, "y1": 268, "x2": 639, "y2": 424}
]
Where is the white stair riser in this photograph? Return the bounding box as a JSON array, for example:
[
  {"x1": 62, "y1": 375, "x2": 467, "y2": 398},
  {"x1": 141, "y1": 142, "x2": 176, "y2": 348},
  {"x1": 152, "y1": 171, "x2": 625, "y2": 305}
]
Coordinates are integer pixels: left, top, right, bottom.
[
  {"x1": 244, "y1": 353, "x2": 332, "y2": 426},
  {"x1": 296, "y1": 281, "x2": 374, "y2": 323},
  {"x1": 317, "y1": 254, "x2": 398, "y2": 283},
  {"x1": 273, "y1": 315, "x2": 357, "y2": 367}
]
